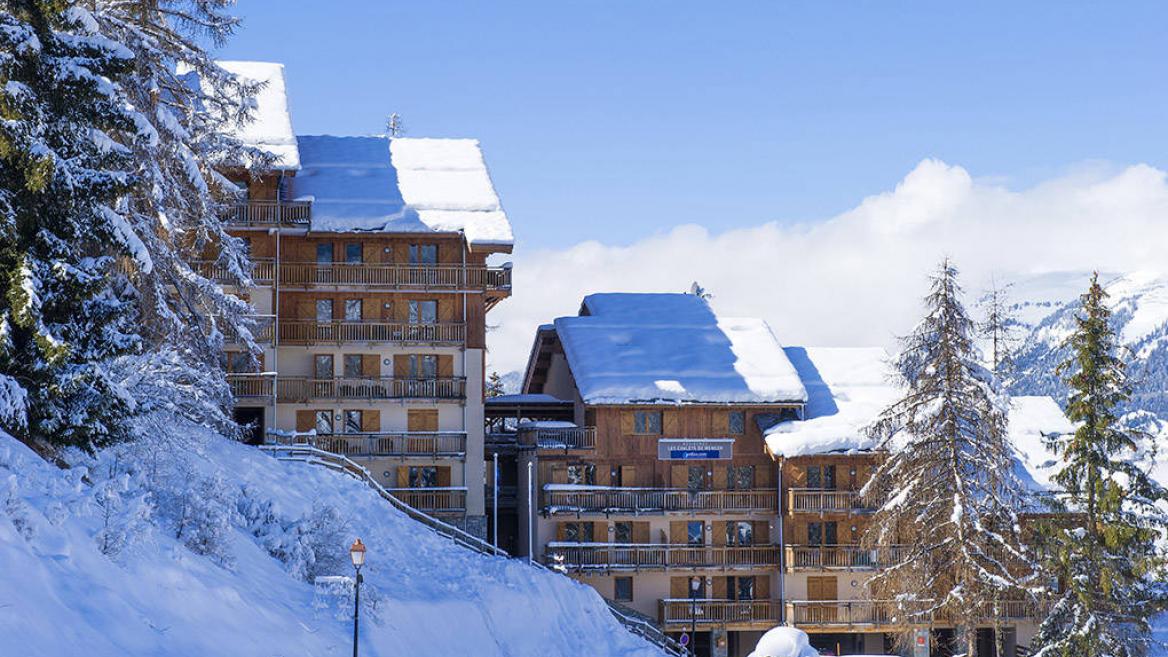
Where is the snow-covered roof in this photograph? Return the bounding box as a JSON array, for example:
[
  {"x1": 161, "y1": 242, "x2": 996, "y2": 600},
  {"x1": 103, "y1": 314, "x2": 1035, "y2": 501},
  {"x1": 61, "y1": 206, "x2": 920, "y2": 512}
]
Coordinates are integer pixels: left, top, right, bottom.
[
  {"x1": 290, "y1": 135, "x2": 513, "y2": 247},
  {"x1": 217, "y1": 61, "x2": 300, "y2": 170},
  {"x1": 764, "y1": 347, "x2": 897, "y2": 458},
  {"x1": 553, "y1": 293, "x2": 808, "y2": 405}
]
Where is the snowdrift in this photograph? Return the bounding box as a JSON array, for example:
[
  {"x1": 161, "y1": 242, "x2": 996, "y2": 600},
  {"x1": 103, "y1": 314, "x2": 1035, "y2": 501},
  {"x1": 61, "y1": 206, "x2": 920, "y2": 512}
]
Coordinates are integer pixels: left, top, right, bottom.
[{"x1": 0, "y1": 426, "x2": 662, "y2": 657}]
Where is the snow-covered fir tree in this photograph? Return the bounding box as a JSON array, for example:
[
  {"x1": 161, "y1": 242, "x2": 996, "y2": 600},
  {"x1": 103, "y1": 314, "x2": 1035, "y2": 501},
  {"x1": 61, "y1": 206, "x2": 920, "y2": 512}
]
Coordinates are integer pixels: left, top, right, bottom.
[
  {"x1": 862, "y1": 259, "x2": 1035, "y2": 656},
  {"x1": 1030, "y1": 273, "x2": 1168, "y2": 657},
  {"x1": 979, "y1": 278, "x2": 1017, "y2": 377},
  {"x1": 0, "y1": 2, "x2": 146, "y2": 449},
  {"x1": 485, "y1": 371, "x2": 506, "y2": 397}
]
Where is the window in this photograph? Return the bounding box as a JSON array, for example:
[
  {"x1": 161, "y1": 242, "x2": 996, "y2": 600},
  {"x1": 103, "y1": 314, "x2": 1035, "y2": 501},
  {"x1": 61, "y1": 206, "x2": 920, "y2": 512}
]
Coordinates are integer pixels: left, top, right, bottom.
[
  {"x1": 409, "y1": 244, "x2": 437, "y2": 265},
  {"x1": 408, "y1": 300, "x2": 438, "y2": 324},
  {"x1": 225, "y1": 351, "x2": 251, "y2": 373},
  {"x1": 687, "y1": 521, "x2": 705, "y2": 546},
  {"x1": 567, "y1": 464, "x2": 596, "y2": 486},
  {"x1": 316, "y1": 299, "x2": 334, "y2": 323},
  {"x1": 687, "y1": 466, "x2": 707, "y2": 491},
  {"x1": 314, "y1": 354, "x2": 334, "y2": 379},
  {"x1": 728, "y1": 411, "x2": 746, "y2": 435},
  {"x1": 409, "y1": 466, "x2": 438, "y2": 488},
  {"x1": 633, "y1": 411, "x2": 662, "y2": 434},
  {"x1": 345, "y1": 243, "x2": 363, "y2": 264},
  {"x1": 408, "y1": 354, "x2": 438, "y2": 379},
  {"x1": 806, "y1": 464, "x2": 836, "y2": 490},
  {"x1": 728, "y1": 465, "x2": 755, "y2": 490},
  {"x1": 344, "y1": 299, "x2": 363, "y2": 322},
  {"x1": 565, "y1": 522, "x2": 594, "y2": 543},
  {"x1": 314, "y1": 410, "x2": 333, "y2": 434},
  {"x1": 614, "y1": 522, "x2": 632, "y2": 544},
  {"x1": 343, "y1": 410, "x2": 363, "y2": 434},
  {"x1": 727, "y1": 521, "x2": 753, "y2": 546},
  {"x1": 808, "y1": 521, "x2": 837, "y2": 546},
  {"x1": 343, "y1": 354, "x2": 363, "y2": 378},
  {"x1": 614, "y1": 577, "x2": 634, "y2": 602},
  {"x1": 316, "y1": 243, "x2": 334, "y2": 264},
  {"x1": 734, "y1": 576, "x2": 755, "y2": 601}
]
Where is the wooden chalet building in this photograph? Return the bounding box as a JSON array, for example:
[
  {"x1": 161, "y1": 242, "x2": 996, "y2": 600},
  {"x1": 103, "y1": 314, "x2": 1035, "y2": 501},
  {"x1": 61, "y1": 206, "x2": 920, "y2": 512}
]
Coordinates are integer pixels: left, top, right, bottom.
[{"x1": 212, "y1": 62, "x2": 514, "y2": 537}]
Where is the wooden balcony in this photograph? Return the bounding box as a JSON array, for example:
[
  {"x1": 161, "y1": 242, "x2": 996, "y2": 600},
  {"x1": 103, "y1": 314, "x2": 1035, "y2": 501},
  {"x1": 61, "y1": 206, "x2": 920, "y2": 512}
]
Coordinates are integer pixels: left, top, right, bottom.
[
  {"x1": 275, "y1": 377, "x2": 466, "y2": 402},
  {"x1": 277, "y1": 263, "x2": 511, "y2": 291},
  {"x1": 223, "y1": 199, "x2": 312, "y2": 227},
  {"x1": 659, "y1": 599, "x2": 782, "y2": 630},
  {"x1": 518, "y1": 426, "x2": 597, "y2": 450},
  {"x1": 788, "y1": 599, "x2": 1039, "y2": 632},
  {"x1": 546, "y1": 543, "x2": 780, "y2": 572},
  {"x1": 787, "y1": 488, "x2": 873, "y2": 515},
  {"x1": 191, "y1": 258, "x2": 275, "y2": 286},
  {"x1": 784, "y1": 544, "x2": 910, "y2": 572},
  {"x1": 268, "y1": 431, "x2": 467, "y2": 457},
  {"x1": 387, "y1": 488, "x2": 467, "y2": 515},
  {"x1": 227, "y1": 373, "x2": 274, "y2": 399},
  {"x1": 277, "y1": 320, "x2": 465, "y2": 345},
  {"x1": 543, "y1": 487, "x2": 777, "y2": 516}
]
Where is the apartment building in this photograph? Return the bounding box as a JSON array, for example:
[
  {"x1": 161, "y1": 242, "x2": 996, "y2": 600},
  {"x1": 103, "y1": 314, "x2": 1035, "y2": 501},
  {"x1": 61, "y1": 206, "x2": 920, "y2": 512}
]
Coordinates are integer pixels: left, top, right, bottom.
[
  {"x1": 212, "y1": 62, "x2": 513, "y2": 537},
  {"x1": 508, "y1": 294, "x2": 1071, "y2": 657}
]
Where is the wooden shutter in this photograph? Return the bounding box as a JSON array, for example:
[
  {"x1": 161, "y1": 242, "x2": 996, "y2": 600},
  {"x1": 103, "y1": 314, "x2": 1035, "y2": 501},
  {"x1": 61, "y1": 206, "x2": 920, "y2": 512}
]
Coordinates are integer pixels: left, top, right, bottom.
[
  {"x1": 551, "y1": 465, "x2": 568, "y2": 484},
  {"x1": 671, "y1": 465, "x2": 687, "y2": 488},
  {"x1": 712, "y1": 521, "x2": 728, "y2": 546},
  {"x1": 393, "y1": 355, "x2": 409, "y2": 378},
  {"x1": 437, "y1": 466, "x2": 451, "y2": 487},
  {"x1": 295, "y1": 410, "x2": 315, "y2": 432},
  {"x1": 662, "y1": 410, "x2": 679, "y2": 436},
  {"x1": 437, "y1": 355, "x2": 454, "y2": 378},
  {"x1": 670, "y1": 578, "x2": 688, "y2": 598},
  {"x1": 669, "y1": 521, "x2": 687, "y2": 544},
  {"x1": 620, "y1": 412, "x2": 634, "y2": 436},
  {"x1": 396, "y1": 466, "x2": 410, "y2": 488},
  {"x1": 362, "y1": 354, "x2": 380, "y2": 377},
  {"x1": 712, "y1": 409, "x2": 728, "y2": 434},
  {"x1": 408, "y1": 409, "x2": 439, "y2": 432},
  {"x1": 712, "y1": 577, "x2": 727, "y2": 599},
  {"x1": 620, "y1": 465, "x2": 637, "y2": 488},
  {"x1": 753, "y1": 521, "x2": 770, "y2": 544},
  {"x1": 713, "y1": 465, "x2": 729, "y2": 490},
  {"x1": 556, "y1": 523, "x2": 566, "y2": 541},
  {"x1": 361, "y1": 409, "x2": 380, "y2": 433},
  {"x1": 756, "y1": 576, "x2": 770, "y2": 599},
  {"x1": 633, "y1": 522, "x2": 650, "y2": 544}
]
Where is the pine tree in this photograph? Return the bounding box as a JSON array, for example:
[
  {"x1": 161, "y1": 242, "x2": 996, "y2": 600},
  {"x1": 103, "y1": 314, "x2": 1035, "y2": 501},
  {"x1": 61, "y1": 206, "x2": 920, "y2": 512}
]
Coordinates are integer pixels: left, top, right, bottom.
[
  {"x1": 0, "y1": 1, "x2": 146, "y2": 449},
  {"x1": 485, "y1": 371, "x2": 505, "y2": 398},
  {"x1": 1030, "y1": 273, "x2": 1168, "y2": 657},
  {"x1": 862, "y1": 259, "x2": 1035, "y2": 656},
  {"x1": 979, "y1": 278, "x2": 1017, "y2": 377}
]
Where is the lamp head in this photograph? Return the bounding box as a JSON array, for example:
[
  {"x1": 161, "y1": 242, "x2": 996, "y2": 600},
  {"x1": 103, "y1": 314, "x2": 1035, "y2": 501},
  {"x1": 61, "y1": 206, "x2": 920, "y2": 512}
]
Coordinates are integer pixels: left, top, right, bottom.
[{"x1": 350, "y1": 538, "x2": 367, "y2": 568}]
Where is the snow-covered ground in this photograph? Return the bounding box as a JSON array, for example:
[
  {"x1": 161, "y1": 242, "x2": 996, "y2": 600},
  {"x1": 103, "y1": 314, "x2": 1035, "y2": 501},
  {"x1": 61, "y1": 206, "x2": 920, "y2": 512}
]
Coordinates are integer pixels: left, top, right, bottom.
[{"x1": 0, "y1": 426, "x2": 662, "y2": 657}]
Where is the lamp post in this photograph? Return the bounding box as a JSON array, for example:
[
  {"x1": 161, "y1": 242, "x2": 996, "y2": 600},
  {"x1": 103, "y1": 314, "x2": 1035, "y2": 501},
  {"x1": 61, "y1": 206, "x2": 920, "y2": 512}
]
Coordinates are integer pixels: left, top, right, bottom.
[
  {"x1": 689, "y1": 575, "x2": 701, "y2": 657},
  {"x1": 350, "y1": 538, "x2": 366, "y2": 657}
]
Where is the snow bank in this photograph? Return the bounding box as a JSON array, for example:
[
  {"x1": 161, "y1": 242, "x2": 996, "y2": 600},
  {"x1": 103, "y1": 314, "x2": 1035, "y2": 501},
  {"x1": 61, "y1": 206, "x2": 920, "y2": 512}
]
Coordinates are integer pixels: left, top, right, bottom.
[
  {"x1": 217, "y1": 61, "x2": 299, "y2": 170},
  {"x1": 554, "y1": 293, "x2": 807, "y2": 405},
  {"x1": 291, "y1": 135, "x2": 514, "y2": 247},
  {"x1": 746, "y1": 626, "x2": 820, "y2": 657},
  {"x1": 0, "y1": 427, "x2": 661, "y2": 657}
]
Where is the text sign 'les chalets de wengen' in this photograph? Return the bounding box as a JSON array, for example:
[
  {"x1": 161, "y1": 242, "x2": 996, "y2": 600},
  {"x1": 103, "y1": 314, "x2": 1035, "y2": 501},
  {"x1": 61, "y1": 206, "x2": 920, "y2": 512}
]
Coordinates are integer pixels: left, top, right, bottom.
[{"x1": 657, "y1": 438, "x2": 735, "y2": 460}]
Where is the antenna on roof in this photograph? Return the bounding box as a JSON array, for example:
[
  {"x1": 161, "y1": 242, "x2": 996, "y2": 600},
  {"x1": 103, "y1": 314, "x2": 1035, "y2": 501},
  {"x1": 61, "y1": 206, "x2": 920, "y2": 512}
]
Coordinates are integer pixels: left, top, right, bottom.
[{"x1": 386, "y1": 113, "x2": 405, "y2": 138}]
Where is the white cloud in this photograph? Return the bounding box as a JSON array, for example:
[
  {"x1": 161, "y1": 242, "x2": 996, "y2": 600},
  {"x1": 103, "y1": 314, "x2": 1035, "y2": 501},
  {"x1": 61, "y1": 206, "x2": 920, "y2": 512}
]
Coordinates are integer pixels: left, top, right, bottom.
[{"x1": 487, "y1": 159, "x2": 1168, "y2": 374}]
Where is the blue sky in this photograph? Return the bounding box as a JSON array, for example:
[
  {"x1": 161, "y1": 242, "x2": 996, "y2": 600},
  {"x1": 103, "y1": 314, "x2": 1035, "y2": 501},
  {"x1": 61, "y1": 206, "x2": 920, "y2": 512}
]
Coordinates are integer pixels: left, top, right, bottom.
[{"x1": 218, "y1": 2, "x2": 1168, "y2": 251}]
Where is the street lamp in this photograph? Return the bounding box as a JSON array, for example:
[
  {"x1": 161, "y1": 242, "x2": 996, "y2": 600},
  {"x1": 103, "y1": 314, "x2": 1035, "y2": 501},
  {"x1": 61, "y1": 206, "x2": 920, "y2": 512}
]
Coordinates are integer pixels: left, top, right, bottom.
[
  {"x1": 350, "y1": 538, "x2": 367, "y2": 657},
  {"x1": 689, "y1": 576, "x2": 701, "y2": 657}
]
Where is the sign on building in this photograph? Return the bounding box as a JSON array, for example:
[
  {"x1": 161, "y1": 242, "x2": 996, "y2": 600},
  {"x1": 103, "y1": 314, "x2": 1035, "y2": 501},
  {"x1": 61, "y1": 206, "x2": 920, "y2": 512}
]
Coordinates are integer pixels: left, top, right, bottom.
[
  {"x1": 657, "y1": 438, "x2": 734, "y2": 460},
  {"x1": 912, "y1": 628, "x2": 929, "y2": 657}
]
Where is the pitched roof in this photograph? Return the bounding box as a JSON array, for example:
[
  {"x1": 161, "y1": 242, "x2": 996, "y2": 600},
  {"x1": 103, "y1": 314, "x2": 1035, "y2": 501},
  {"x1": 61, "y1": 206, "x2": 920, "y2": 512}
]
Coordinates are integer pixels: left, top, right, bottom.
[
  {"x1": 290, "y1": 135, "x2": 514, "y2": 247},
  {"x1": 552, "y1": 293, "x2": 808, "y2": 405},
  {"x1": 216, "y1": 61, "x2": 300, "y2": 170}
]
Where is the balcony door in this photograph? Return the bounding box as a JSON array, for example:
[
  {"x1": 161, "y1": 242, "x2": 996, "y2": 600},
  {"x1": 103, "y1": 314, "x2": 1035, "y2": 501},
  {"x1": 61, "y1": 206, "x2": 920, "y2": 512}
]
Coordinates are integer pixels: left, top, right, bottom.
[
  {"x1": 313, "y1": 355, "x2": 334, "y2": 398},
  {"x1": 807, "y1": 576, "x2": 838, "y2": 623}
]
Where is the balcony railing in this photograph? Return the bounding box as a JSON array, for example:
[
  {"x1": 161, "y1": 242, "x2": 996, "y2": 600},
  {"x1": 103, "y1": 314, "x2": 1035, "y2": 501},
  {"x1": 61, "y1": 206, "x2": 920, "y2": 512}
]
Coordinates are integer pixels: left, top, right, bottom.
[
  {"x1": 223, "y1": 199, "x2": 312, "y2": 227},
  {"x1": 546, "y1": 543, "x2": 780, "y2": 572},
  {"x1": 518, "y1": 426, "x2": 597, "y2": 450},
  {"x1": 227, "y1": 373, "x2": 274, "y2": 399},
  {"x1": 659, "y1": 599, "x2": 782, "y2": 629},
  {"x1": 191, "y1": 258, "x2": 275, "y2": 285},
  {"x1": 277, "y1": 263, "x2": 511, "y2": 291},
  {"x1": 386, "y1": 488, "x2": 467, "y2": 515},
  {"x1": 784, "y1": 544, "x2": 910, "y2": 571},
  {"x1": 268, "y1": 431, "x2": 467, "y2": 457},
  {"x1": 788, "y1": 488, "x2": 873, "y2": 514},
  {"x1": 277, "y1": 320, "x2": 465, "y2": 345},
  {"x1": 544, "y1": 487, "x2": 777, "y2": 515},
  {"x1": 788, "y1": 599, "x2": 1039, "y2": 629},
  {"x1": 275, "y1": 377, "x2": 466, "y2": 402}
]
